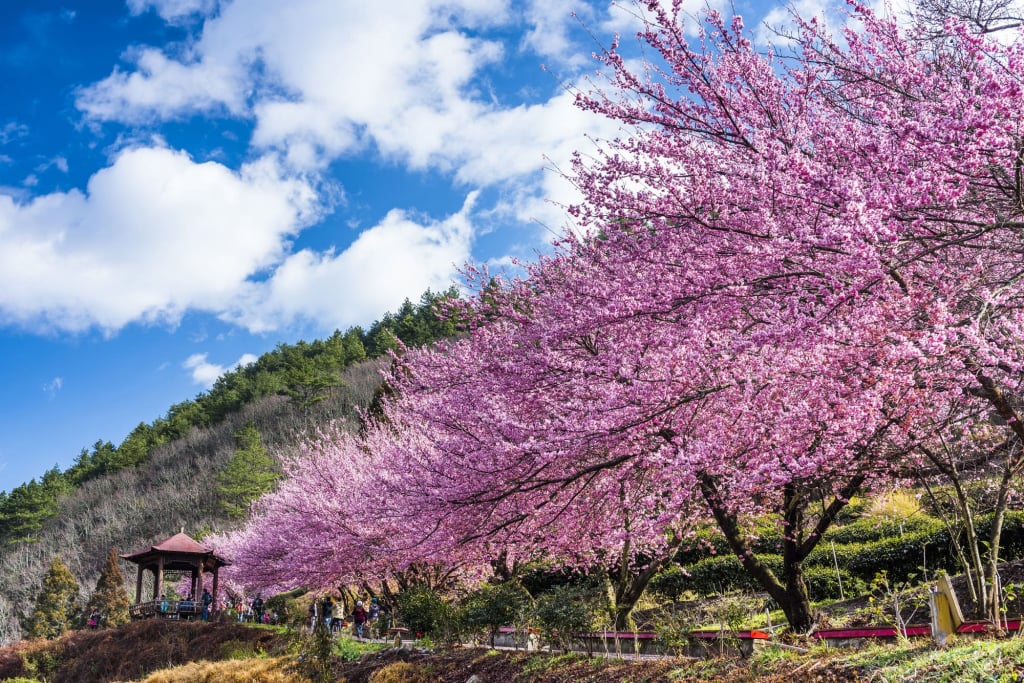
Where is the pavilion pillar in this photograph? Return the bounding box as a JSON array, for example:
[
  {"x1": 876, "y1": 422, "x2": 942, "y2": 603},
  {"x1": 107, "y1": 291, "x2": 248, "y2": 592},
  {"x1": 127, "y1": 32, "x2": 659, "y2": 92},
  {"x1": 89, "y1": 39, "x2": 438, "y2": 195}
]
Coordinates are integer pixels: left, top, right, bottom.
[
  {"x1": 212, "y1": 568, "x2": 220, "y2": 607},
  {"x1": 156, "y1": 556, "x2": 165, "y2": 599},
  {"x1": 135, "y1": 565, "x2": 144, "y2": 603}
]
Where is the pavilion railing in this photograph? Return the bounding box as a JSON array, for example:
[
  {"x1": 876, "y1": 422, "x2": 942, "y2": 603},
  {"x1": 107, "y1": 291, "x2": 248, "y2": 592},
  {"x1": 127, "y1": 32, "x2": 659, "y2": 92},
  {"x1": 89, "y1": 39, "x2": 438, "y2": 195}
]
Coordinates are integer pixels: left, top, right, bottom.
[{"x1": 129, "y1": 599, "x2": 205, "y2": 620}]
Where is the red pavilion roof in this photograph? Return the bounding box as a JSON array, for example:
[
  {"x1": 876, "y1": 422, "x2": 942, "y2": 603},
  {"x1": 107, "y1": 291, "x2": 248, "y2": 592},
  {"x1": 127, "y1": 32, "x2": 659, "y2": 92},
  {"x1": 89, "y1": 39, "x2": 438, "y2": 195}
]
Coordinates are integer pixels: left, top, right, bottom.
[{"x1": 122, "y1": 531, "x2": 229, "y2": 568}]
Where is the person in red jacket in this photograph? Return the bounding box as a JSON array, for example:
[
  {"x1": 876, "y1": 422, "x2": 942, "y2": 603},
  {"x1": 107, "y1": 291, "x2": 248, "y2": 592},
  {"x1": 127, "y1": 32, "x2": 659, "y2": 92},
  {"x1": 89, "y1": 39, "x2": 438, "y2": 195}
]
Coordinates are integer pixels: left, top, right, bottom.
[{"x1": 352, "y1": 600, "x2": 368, "y2": 639}]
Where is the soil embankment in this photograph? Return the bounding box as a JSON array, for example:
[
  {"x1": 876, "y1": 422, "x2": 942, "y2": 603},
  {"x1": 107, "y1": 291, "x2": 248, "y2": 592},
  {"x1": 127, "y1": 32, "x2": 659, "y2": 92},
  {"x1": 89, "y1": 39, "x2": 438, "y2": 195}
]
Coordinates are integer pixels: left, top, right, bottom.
[{"x1": 0, "y1": 619, "x2": 292, "y2": 682}]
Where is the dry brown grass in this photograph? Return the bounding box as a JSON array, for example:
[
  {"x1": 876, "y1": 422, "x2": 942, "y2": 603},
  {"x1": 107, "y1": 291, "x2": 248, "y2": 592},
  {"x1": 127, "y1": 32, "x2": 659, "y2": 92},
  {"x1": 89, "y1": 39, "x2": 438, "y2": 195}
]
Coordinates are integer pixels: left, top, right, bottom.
[
  {"x1": 0, "y1": 620, "x2": 294, "y2": 683},
  {"x1": 867, "y1": 490, "x2": 922, "y2": 519},
  {"x1": 367, "y1": 661, "x2": 436, "y2": 683},
  {"x1": 130, "y1": 655, "x2": 304, "y2": 683}
]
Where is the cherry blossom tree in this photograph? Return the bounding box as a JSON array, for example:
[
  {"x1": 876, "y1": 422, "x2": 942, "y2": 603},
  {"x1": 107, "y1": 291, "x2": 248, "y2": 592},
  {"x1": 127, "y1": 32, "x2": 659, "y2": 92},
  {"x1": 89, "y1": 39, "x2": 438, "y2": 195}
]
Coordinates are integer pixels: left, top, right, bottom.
[
  {"x1": 366, "y1": 348, "x2": 702, "y2": 629},
  {"x1": 210, "y1": 425, "x2": 474, "y2": 602},
  {"x1": 220, "y1": 0, "x2": 1024, "y2": 634},
  {"x1": 381, "y1": 242, "x2": 924, "y2": 632},
  {"x1": 562, "y1": 0, "x2": 1024, "y2": 627},
  {"x1": 377, "y1": 0, "x2": 1024, "y2": 632}
]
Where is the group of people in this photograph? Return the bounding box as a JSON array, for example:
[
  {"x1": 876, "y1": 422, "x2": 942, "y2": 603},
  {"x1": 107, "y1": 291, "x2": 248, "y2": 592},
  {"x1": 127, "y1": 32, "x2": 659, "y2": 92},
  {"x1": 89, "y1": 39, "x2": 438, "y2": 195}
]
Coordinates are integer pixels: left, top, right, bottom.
[
  {"x1": 156, "y1": 587, "x2": 216, "y2": 621},
  {"x1": 233, "y1": 595, "x2": 278, "y2": 624},
  {"x1": 308, "y1": 595, "x2": 382, "y2": 639}
]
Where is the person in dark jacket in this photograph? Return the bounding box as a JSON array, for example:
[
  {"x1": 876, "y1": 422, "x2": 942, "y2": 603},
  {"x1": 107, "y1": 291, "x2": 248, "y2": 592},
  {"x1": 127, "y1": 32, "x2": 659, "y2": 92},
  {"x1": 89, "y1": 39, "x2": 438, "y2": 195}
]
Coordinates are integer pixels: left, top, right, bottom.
[
  {"x1": 352, "y1": 600, "x2": 368, "y2": 639},
  {"x1": 201, "y1": 588, "x2": 213, "y2": 621}
]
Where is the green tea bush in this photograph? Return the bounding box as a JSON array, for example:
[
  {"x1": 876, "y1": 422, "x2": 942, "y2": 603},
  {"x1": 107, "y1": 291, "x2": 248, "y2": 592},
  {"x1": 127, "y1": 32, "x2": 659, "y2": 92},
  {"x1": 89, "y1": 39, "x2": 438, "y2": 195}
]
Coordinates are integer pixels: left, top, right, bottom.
[
  {"x1": 265, "y1": 590, "x2": 303, "y2": 629},
  {"x1": 395, "y1": 585, "x2": 460, "y2": 639},
  {"x1": 659, "y1": 509, "x2": 1024, "y2": 603},
  {"x1": 533, "y1": 583, "x2": 605, "y2": 653},
  {"x1": 649, "y1": 565, "x2": 689, "y2": 601},
  {"x1": 803, "y1": 565, "x2": 866, "y2": 601},
  {"x1": 675, "y1": 555, "x2": 862, "y2": 601},
  {"x1": 518, "y1": 562, "x2": 589, "y2": 596},
  {"x1": 812, "y1": 529, "x2": 957, "y2": 584},
  {"x1": 673, "y1": 526, "x2": 784, "y2": 566},
  {"x1": 460, "y1": 581, "x2": 534, "y2": 646},
  {"x1": 824, "y1": 516, "x2": 941, "y2": 546},
  {"x1": 678, "y1": 555, "x2": 780, "y2": 596}
]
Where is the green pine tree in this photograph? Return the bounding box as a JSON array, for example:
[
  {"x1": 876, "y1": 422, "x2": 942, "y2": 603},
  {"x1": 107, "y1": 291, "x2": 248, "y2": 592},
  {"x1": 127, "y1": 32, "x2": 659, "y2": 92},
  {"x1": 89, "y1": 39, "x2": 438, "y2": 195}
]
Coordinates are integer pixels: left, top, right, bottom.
[
  {"x1": 216, "y1": 423, "x2": 281, "y2": 518},
  {"x1": 0, "y1": 467, "x2": 71, "y2": 545},
  {"x1": 26, "y1": 556, "x2": 79, "y2": 639},
  {"x1": 85, "y1": 547, "x2": 131, "y2": 628}
]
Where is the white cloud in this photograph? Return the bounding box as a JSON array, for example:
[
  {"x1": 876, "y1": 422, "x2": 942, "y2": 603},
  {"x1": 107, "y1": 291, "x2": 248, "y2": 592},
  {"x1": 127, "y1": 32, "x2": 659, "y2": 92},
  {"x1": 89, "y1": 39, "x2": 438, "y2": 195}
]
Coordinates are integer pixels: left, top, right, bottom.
[
  {"x1": 76, "y1": 48, "x2": 246, "y2": 122},
  {"x1": 755, "y1": 0, "x2": 839, "y2": 45},
  {"x1": 223, "y1": 193, "x2": 480, "y2": 333},
  {"x1": 67, "y1": 0, "x2": 625, "y2": 330},
  {"x1": 0, "y1": 146, "x2": 320, "y2": 333},
  {"x1": 34, "y1": 157, "x2": 68, "y2": 174},
  {"x1": 0, "y1": 122, "x2": 29, "y2": 145},
  {"x1": 62, "y1": 0, "x2": 811, "y2": 340},
  {"x1": 184, "y1": 351, "x2": 257, "y2": 387},
  {"x1": 600, "y1": 0, "x2": 732, "y2": 38},
  {"x1": 520, "y1": 0, "x2": 595, "y2": 67},
  {"x1": 127, "y1": 0, "x2": 220, "y2": 22},
  {"x1": 77, "y1": 0, "x2": 604, "y2": 184},
  {"x1": 42, "y1": 377, "x2": 62, "y2": 396},
  {"x1": 0, "y1": 141, "x2": 527, "y2": 337}
]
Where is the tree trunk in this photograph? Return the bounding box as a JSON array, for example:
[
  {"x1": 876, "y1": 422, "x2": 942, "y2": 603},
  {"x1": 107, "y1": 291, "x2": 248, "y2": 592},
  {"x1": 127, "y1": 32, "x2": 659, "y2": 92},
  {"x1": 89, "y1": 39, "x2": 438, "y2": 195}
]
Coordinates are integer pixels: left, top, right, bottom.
[
  {"x1": 698, "y1": 471, "x2": 864, "y2": 635},
  {"x1": 607, "y1": 483, "x2": 683, "y2": 630},
  {"x1": 607, "y1": 548, "x2": 675, "y2": 630},
  {"x1": 948, "y1": 476, "x2": 988, "y2": 615},
  {"x1": 780, "y1": 561, "x2": 814, "y2": 634},
  {"x1": 698, "y1": 474, "x2": 814, "y2": 632},
  {"x1": 986, "y1": 462, "x2": 1016, "y2": 626},
  {"x1": 969, "y1": 366, "x2": 1024, "y2": 625}
]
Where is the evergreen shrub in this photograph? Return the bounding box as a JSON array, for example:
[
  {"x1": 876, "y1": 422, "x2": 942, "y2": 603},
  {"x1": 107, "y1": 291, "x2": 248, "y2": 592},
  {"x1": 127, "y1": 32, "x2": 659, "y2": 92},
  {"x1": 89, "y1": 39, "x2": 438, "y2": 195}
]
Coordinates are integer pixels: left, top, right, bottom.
[{"x1": 668, "y1": 510, "x2": 1024, "y2": 600}]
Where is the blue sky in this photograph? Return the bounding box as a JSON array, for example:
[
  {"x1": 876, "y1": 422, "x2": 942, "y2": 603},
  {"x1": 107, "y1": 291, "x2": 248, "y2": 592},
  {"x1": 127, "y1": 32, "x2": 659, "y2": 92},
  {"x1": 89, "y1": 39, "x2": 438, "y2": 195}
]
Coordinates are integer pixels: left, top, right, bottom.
[{"x1": 0, "y1": 0, "x2": 879, "y2": 493}]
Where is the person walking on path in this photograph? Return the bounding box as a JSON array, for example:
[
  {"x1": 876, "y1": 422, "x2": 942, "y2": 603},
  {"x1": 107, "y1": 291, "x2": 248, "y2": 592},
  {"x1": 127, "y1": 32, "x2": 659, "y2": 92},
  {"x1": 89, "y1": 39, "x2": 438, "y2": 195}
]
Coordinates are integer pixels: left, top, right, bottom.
[
  {"x1": 201, "y1": 588, "x2": 213, "y2": 621},
  {"x1": 251, "y1": 595, "x2": 264, "y2": 624},
  {"x1": 367, "y1": 597, "x2": 381, "y2": 638},
  {"x1": 352, "y1": 601, "x2": 368, "y2": 639},
  {"x1": 307, "y1": 600, "x2": 316, "y2": 631},
  {"x1": 320, "y1": 595, "x2": 334, "y2": 631}
]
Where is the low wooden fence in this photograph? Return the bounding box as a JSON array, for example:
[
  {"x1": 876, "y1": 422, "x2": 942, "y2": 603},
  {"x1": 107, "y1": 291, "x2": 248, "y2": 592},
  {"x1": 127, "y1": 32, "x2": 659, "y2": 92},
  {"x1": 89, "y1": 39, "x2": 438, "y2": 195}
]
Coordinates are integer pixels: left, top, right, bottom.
[{"x1": 129, "y1": 599, "x2": 205, "y2": 620}]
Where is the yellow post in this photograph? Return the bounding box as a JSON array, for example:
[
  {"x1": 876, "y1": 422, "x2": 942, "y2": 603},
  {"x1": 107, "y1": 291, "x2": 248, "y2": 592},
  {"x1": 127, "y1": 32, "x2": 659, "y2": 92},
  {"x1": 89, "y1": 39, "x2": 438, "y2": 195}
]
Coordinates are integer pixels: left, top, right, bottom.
[
  {"x1": 936, "y1": 574, "x2": 964, "y2": 630},
  {"x1": 930, "y1": 574, "x2": 964, "y2": 645}
]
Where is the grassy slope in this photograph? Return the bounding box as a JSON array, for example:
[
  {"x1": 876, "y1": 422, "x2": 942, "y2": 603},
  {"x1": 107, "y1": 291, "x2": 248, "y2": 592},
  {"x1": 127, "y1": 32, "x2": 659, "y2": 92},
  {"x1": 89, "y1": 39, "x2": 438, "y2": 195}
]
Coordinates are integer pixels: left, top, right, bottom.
[
  {"x1": 299, "y1": 637, "x2": 1024, "y2": 683},
  {"x1": 2, "y1": 620, "x2": 1023, "y2": 683}
]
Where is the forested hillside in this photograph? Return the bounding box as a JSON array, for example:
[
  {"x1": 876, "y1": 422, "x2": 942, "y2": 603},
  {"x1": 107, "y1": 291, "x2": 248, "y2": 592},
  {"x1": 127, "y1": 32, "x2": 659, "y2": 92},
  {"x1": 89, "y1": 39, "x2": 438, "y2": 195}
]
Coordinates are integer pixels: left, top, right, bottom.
[{"x1": 0, "y1": 289, "x2": 460, "y2": 645}]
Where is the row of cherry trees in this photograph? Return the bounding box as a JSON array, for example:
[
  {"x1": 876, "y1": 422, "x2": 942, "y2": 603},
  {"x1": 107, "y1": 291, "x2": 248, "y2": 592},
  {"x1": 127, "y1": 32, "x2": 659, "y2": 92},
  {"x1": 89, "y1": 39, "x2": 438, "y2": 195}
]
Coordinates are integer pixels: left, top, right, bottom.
[{"x1": 214, "y1": 2, "x2": 1024, "y2": 633}]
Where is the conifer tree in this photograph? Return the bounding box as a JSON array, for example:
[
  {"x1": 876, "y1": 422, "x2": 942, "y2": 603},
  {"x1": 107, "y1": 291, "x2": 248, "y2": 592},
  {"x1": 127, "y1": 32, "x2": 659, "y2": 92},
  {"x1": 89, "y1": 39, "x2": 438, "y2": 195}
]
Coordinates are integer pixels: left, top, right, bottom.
[
  {"x1": 85, "y1": 547, "x2": 131, "y2": 628},
  {"x1": 216, "y1": 422, "x2": 280, "y2": 518},
  {"x1": 26, "y1": 556, "x2": 79, "y2": 639}
]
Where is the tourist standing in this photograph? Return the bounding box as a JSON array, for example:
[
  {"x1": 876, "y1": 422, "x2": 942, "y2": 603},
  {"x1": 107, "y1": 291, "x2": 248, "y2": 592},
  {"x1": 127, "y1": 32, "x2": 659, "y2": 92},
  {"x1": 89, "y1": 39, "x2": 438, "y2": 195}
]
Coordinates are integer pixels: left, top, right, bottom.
[
  {"x1": 251, "y1": 595, "x2": 264, "y2": 623},
  {"x1": 201, "y1": 588, "x2": 213, "y2": 621},
  {"x1": 352, "y1": 600, "x2": 368, "y2": 639},
  {"x1": 368, "y1": 597, "x2": 381, "y2": 638}
]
